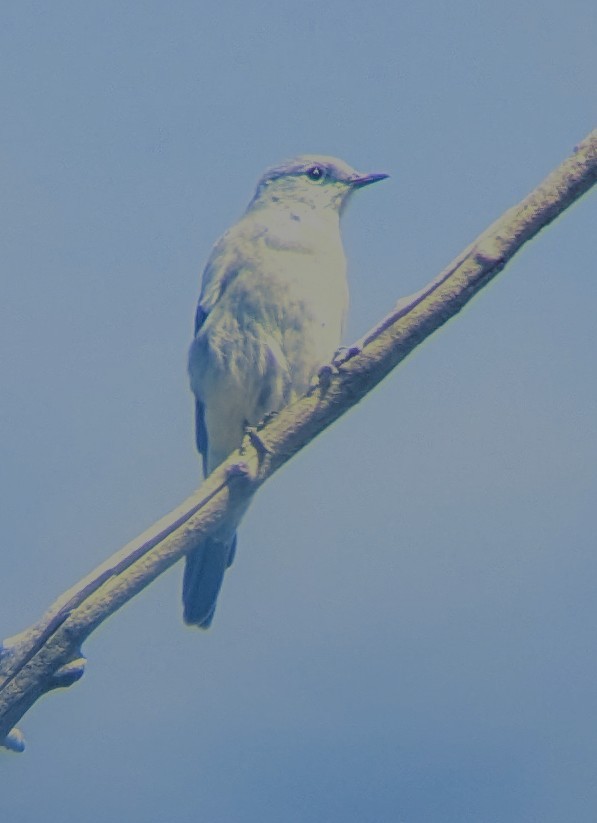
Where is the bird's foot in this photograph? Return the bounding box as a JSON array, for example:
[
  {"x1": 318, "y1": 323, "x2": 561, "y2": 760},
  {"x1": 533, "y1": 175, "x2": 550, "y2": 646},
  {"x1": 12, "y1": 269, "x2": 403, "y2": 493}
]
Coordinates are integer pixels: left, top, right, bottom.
[
  {"x1": 333, "y1": 344, "x2": 361, "y2": 368},
  {"x1": 259, "y1": 410, "x2": 279, "y2": 427},
  {"x1": 245, "y1": 426, "x2": 272, "y2": 461},
  {"x1": 316, "y1": 345, "x2": 362, "y2": 392}
]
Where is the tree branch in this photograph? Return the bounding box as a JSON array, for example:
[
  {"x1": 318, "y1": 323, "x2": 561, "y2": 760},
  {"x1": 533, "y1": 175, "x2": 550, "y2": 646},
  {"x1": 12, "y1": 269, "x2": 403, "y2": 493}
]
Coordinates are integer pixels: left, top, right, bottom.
[{"x1": 2, "y1": 129, "x2": 596, "y2": 752}]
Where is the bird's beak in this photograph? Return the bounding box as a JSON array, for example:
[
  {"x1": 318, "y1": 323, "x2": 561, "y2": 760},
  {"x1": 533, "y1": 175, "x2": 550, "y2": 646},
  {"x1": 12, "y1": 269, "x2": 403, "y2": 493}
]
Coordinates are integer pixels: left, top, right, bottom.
[{"x1": 350, "y1": 171, "x2": 390, "y2": 188}]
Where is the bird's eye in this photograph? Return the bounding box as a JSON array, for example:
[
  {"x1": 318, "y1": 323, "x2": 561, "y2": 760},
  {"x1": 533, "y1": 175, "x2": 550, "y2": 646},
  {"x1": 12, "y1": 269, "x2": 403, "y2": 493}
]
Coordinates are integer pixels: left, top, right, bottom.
[{"x1": 306, "y1": 165, "x2": 325, "y2": 182}]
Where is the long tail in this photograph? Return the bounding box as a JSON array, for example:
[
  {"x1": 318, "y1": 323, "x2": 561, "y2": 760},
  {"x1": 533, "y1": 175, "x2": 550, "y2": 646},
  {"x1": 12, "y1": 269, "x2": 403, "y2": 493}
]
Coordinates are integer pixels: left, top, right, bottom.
[{"x1": 182, "y1": 534, "x2": 237, "y2": 628}]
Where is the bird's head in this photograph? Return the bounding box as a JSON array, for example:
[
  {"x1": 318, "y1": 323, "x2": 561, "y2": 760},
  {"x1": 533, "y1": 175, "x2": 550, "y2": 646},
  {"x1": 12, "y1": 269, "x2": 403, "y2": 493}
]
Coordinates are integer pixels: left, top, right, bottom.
[{"x1": 248, "y1": 155, "x2": 388, "y2": 215}]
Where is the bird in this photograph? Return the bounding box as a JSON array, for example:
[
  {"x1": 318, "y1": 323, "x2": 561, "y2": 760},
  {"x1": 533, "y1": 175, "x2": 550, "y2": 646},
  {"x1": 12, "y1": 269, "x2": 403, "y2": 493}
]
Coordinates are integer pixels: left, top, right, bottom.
[{"x1": 184, "y1": 155, "x2": 388, "y2": 628}]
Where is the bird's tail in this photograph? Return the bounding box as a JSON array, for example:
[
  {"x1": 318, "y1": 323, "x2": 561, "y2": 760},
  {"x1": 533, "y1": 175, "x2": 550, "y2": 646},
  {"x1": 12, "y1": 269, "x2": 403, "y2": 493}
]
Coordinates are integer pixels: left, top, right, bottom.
[{"x1": 182, "y1": 534, "x2": 237, "y2": 628}]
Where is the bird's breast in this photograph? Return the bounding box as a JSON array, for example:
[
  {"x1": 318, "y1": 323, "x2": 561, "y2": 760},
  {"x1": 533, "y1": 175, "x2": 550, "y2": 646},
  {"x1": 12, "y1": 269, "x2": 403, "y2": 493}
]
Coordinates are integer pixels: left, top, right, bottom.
[{"x1": 190, "y1": 211, "x2": 349, "y2": 447}]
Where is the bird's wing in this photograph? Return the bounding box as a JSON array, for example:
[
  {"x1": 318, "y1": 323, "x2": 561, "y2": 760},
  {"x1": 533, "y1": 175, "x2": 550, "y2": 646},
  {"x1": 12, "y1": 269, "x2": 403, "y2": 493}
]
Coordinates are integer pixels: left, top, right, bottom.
[
  {"x1": 193, "y1": 304, "x2": 209, "y2": 466},
  {"x1": 192, "y1": 225, "x2": 251, "y2": 470},
  {"x1": 197, "y1": 226, "x2": 247, "y2": 315}
]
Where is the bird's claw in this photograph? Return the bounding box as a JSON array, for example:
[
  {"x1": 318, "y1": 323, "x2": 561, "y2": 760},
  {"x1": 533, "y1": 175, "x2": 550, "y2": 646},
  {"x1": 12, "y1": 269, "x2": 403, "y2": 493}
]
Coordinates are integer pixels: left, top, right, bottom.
[
  {"x1": 259, "y1": 410, "x2": 279, "y2": 427},
  {"x1": 246, "y1": 427, "x2": 272, "y2": 460},
  {"x1": 332, "y1": 344, "x2": 361, "y2": 368},
  {"x1": 316, "y1": 345, "x2": 362, "y2": 392}
]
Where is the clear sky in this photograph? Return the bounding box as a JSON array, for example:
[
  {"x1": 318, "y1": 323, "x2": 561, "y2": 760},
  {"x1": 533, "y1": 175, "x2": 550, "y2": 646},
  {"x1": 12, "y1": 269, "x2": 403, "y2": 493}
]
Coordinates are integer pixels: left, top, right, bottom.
[{"x1": 1, "y1": 1, "x2": 596, "y2": 821}]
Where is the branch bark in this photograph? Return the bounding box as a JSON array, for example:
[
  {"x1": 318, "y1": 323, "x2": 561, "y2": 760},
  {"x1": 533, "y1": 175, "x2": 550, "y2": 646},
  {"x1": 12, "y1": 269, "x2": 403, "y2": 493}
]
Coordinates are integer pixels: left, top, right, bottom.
[{"x1": 2, "y1": 129, "x2": 596, "y2": 752}]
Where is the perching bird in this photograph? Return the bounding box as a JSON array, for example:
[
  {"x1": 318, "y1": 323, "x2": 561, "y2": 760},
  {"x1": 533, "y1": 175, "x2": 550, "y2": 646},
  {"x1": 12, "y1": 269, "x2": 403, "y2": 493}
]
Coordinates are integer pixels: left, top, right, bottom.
[{"x1": 185, "y1": 155, "x2": 388, "y2": 627}]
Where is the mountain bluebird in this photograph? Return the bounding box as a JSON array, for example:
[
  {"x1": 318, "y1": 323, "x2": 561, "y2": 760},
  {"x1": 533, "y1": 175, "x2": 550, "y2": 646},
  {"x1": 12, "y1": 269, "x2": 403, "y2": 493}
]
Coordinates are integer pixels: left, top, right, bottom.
[{"x1": 185, "y1": 155, "x2": 388, "y2": 627}]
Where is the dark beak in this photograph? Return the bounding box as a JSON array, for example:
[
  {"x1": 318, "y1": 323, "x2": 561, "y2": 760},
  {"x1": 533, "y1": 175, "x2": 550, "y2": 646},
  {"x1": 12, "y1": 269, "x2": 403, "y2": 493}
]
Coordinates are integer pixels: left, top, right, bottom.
[{"x1": 350, "y1": 171, "x2": 390, "y2": 188}]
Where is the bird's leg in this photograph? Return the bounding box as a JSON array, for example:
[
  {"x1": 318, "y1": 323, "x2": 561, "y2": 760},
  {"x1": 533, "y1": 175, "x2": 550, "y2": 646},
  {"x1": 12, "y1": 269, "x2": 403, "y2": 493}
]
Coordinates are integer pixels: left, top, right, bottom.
[
  {"x1": 246, "y1": 427, "x2": 272, "y2": 459},
  {"x1": 239, "y1": 419, "x2": 273, "y2": 468}
]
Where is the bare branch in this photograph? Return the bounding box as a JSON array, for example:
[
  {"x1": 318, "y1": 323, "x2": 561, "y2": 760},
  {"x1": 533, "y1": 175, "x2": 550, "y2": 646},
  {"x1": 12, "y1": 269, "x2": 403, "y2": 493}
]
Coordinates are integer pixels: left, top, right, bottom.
[{"x1": 2, "y1": 129, "x2": 596, "y2": 751}]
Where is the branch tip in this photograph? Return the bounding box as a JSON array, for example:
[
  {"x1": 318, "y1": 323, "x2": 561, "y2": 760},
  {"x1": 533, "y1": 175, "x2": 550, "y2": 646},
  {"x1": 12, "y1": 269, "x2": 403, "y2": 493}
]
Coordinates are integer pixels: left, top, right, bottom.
[{"x1": 2, "y1": 727, "x2": 25, "y2": 753}]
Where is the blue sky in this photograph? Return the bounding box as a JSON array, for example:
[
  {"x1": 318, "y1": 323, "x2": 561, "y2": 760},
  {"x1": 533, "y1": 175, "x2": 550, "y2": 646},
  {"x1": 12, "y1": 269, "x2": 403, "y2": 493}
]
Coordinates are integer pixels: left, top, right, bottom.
[{"x1": 1, "y1": 1, "x2": 596, "y2": 821}]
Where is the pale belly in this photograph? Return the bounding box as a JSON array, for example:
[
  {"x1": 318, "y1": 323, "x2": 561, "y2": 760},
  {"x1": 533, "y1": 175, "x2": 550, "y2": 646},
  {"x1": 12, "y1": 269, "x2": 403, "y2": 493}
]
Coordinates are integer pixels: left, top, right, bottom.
[{"x1": 189, "y1": 255, "x2": 348, "y2": 471}]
